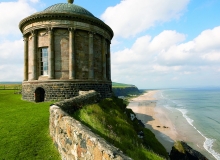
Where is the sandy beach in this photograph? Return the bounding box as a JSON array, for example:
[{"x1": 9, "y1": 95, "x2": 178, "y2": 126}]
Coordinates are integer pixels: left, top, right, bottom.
[{"x1": 127, "y1": 90, "x2": 178, "y2": 152}]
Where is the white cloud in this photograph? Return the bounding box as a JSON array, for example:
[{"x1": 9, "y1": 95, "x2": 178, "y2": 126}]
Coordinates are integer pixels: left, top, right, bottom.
[
  {"x1": 0, "y1": 39, "x2": 23, "y2": 81},
  {"x1": 201, "y1": 51, "x2": 220, "y2": 62},
  {"x1": 111, "y1": 26, "x2": 220, "y2": 88},
  {"x1": 0, "y1": 0, "x2": 36, "y2": 36},
  {"x1": 112, "y1": 30, "x2": 186, "y2": 66},
  {"x1": 0, "y1": 39, "x2": 23, "y2": 64},
  {"x1": 30, "y1": 0, "x2": 39, "y2": 3},
  {"x1": 101, "y1": 0, "x2": 190, "y2": 38},
  {"x1": 0, "y1": 0, "x2": 37, "y2": 81},
  {"x1": 194, "y1": 27, "x2": 220, "y2": 52},
  {"x1": 0, "y1": 64, "x2": 23, "y2": 81}
]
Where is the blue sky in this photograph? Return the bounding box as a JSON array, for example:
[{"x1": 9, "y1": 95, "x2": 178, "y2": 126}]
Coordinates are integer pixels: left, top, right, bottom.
[{"x1": 0, "y1": 0, "x2": 220, "y2": 89}]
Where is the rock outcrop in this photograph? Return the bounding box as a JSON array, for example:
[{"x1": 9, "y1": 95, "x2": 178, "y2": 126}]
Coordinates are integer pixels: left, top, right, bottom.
[{"x1": 170, "y1": 141, "x2": 208, "y2": 160}]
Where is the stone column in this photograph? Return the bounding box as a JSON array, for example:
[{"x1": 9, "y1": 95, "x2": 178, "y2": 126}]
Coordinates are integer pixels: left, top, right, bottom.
[
  {"x1": 107, "y1": 41, "x2": 111, "y2": 81},
  {"x1": 89, "y1": 32, "x2": 94, "y2": 79},
  {"x1": 102, "y1": 37, "x2": 107, "y2": 80},
  {"x1": 48, "y1": 28, "x2": 54, "y2": 79},
  {"x1": 23, "y1": 36, "x2": 28, "y2": 81},
  {"x1": 31, "y1": 30, "x2": 37, "y2": 80},
  {"x1": 69, "y1": 28, "x2": 75, "y2": 79}
]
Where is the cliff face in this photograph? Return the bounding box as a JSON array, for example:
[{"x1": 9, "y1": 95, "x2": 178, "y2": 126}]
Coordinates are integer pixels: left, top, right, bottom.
[
  {"x1": 170, "y1": 141, "x2": 208, "y2": 160},
  {"x1": 112, "y1": 86, "x2": 140, "y2": 96}
]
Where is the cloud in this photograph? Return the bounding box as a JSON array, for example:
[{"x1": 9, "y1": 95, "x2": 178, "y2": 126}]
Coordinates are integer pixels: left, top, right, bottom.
[
  {"x1": 0, "y1": 0, "x2": 36, "y2": 37},
  {"x1": 0, "y1": 39, "x2": 24, "y2": 81},
  {"x1": 111, "y1": 26, "x2": 220, "y2": 87},
  {"x1": 101, "y1": 0, "x2": 190, "y2": 38},
  {"x1": 0, "y1": 39, "x2": 23, "y2": 64},
  {"x1": 113, "y1": 30, "x2": 186, "y2": 65},
  {"x1": 0, "y1": 65, "x2": 23, "y2": 81},
  {"x1": 0, "y1": 0, "x2": 38, "y2": 81},
  {"x1": 194, "y1": 27, "x2": 220, "y2": 52},
  {"x1": 30, "y1": 0, "x2": 39, "y2": 3}
]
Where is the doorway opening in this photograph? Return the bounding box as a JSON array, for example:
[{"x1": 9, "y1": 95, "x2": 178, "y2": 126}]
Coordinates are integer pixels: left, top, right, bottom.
[{"x1": 35, "y1": 87, "x2": 45, "y2": 102}]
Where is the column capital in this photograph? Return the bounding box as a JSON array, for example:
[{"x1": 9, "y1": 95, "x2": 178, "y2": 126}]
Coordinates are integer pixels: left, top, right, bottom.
[
  {"x1": 31, "y1": 30, "x2": 36, "y2": 36},
  {"x1": 68, "y1": 27, "x2": 76, "y2": 31},
  {"x1": 23, "y1": 36, "x2": 28, "y2": 42},
  {"x1": 88, "y1": 31, "x2": 96, "y2": 37},
  {"x1": 47, "y1": 27, "x2": 53, "y2": 32}
]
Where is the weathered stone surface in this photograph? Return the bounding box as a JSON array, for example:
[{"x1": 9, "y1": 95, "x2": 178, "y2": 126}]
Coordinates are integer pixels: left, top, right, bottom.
[
  {"x1": 54, "y1": 90, "x2": 100, "y2": 113},
  {"x1": 20, "y1": 2, "x2": 113, "y2": 102},
  {"x1": 22, "y1": 81, "x2": 112, "y2": 101},
  {"x1": 49, "y1": 91, "x2": 132, "y2": 160}
]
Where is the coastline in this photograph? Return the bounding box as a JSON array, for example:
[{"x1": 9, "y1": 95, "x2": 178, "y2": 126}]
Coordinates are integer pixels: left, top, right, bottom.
[
  {"x1": 127, "y1": 90, "x2": 180, "y2": 152},
  {"x1": 127, "y1": 89, "x2": 219, "y2": 160}
]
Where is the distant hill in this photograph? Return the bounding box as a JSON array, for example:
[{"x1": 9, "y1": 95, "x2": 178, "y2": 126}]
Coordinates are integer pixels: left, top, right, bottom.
[
  {"x1": 112, "y1": 82, "x2": 140, "y2": 96},
  {"x1": 112, "y1": 82, "x2": 135, "y2": 88},
  {"x1": 0, "y1": 82, "x2": 22, "y2": 84}
]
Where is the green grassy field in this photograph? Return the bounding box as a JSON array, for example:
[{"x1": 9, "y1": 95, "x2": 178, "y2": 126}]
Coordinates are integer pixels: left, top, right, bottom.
[
  {"x1": 0, "y1": 83, "x2": 166, "y2": 160},
  {"x1": 72, "y1": 97, "x2": 168, "y2": 160},
  {"x1": 0, "y1": 90, "x2": 60, "y2": 160},
  {"x1": 0, "y1": 84, "x2": 22, "y2": 90}
]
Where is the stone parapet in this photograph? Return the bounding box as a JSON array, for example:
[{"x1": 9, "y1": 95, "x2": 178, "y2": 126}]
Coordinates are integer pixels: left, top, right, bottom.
[
  {"x1": 54, "y1": 90, "x2": 100, "y2": 113},
  {"x1": 49, "y1": 91, "x2": 132, "y2": 160}
]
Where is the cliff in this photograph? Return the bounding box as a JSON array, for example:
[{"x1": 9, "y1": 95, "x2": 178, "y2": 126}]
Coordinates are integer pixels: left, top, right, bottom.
[
  {"x1": 112, "y1": 82, "x2": 140, "y2": 96},
  {"x1": 170, "y1": 141, "x2": 208, "y2": 160},
  {"x1": 50, "y1": 90, "x2": 168, "y2": 159}
]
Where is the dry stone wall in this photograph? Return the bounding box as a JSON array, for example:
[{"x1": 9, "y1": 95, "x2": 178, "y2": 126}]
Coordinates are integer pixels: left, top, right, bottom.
[{"x1": 50, "y1": 90, "x2": 132, "y2": 160}]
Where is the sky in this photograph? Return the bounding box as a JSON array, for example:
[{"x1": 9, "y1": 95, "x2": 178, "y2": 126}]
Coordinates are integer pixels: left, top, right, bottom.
[{"x1": 0, "y1": 0, "x2": 220, "y2": 89}]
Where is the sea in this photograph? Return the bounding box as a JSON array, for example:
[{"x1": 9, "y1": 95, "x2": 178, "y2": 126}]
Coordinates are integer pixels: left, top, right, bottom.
[{"x1": 154, "y1": 88, "x2": 220, "y2": 160}]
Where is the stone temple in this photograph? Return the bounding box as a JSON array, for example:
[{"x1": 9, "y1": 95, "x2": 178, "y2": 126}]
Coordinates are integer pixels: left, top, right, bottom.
[{"x1": 19, "y1": 0, "x2": 113, "y2": 102}]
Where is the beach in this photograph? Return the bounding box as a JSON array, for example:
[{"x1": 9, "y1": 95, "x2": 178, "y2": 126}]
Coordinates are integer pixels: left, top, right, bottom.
[
  {"x1": 127, "y1": 90, "x2": 177, "y2": 152},
  {"x1": 127, "y1": 89, "x2": 220, "y2": 160}
]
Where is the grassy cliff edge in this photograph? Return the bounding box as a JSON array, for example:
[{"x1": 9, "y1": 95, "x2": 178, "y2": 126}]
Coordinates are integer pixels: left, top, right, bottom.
[{"x1": 72, "y1": 96, "x2": 168, "y2": 159}]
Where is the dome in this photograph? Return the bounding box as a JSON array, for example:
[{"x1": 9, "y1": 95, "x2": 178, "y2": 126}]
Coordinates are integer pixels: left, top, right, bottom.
[
  {"x1": 19, "y1": 2, "x2": 114, "y2": 39},
  {"x1": 41, "y1": 3, "x2": 94, "y2": 17}
]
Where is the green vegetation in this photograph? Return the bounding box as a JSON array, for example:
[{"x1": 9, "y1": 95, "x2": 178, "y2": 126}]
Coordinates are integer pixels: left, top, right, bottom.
[
  {"x1": 72, "y1": 96, "x2": 168, "y2": 160},
  {"x1": 0, "y1": 90, "x2": 60, "y2": 160},
  {"x1": 112, "y1": 82, "x2": 135, "y2": 88},
  {"x1": 173, "y1": 141, "x2": 185, "y2": 154},
  {"x1": 0, "y1": 83, "x2": 21, "y2": 90}
]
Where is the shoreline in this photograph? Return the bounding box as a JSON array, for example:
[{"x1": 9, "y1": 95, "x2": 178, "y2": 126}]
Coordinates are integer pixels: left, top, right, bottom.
[
  {"x1": 127, "y1": 90, "x2": 179, "y2": 152},
  {"x1": 127, "y1": 89, "x2": 219, "y2": 160}
]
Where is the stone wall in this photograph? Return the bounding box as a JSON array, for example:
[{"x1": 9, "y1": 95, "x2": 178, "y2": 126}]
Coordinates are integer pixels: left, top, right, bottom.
[
  {"x1": 49, "y1": 90, "x2": 132, "y2": 160},
  {"x1": 22, "y1": 81, "x2": 112, "y2": 101}
]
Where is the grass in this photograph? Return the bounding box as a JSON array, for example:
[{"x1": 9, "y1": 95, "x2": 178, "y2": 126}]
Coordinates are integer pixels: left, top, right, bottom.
[
  {"x1": 173, "y1": 141, "x2": 185, "y2": 154},
  {"x1": 112, "y1": 82, "x2": 135, "y2": 88},
  {"x1": 72, "y1": 96, "x2": 168, "y2": 160},
  {"x1": 0, "y1": 84, "x2": 22, "y2": 90},
  {"x1": 0, "y1": 90, "x2": 60, "y2": 160}
]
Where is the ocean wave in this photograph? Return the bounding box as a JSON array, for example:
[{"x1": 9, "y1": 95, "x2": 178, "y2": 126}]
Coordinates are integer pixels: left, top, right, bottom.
[
  {"x1": 177, "y1": 108, "x2": 194, "y2": 126},
  {"x1": 203, "y1": 138, "x2": 220, "y2": 160},
  {"x1": 177, "y1": 108, "x2": 220, "y2": 160}
]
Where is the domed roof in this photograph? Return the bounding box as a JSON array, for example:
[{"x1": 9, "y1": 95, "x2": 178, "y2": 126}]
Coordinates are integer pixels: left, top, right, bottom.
[
  {"x1": 41, "y1": 3, "x2": 94, "y2": 17},
  {"x1": 19, "y1": 1, "x2": 114, "y2": 39}
]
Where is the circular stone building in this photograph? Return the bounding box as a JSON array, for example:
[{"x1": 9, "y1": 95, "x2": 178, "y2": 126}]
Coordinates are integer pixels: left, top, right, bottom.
[{"x1": 19, "y1": 0, "x2": 113, "y2": 102}]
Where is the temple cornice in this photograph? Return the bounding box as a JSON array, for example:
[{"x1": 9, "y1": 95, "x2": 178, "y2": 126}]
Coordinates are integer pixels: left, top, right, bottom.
[{"x1": 19, "y1": 13, "x2": 114, "y2": 39}]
